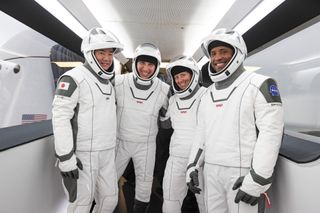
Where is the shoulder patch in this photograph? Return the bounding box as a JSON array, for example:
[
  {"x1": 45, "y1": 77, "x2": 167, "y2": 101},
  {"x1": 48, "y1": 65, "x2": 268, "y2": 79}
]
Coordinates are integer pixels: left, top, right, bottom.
[
  {"x1": 55, "y1": 76, "x2": 77, "y2": 97},
  {"x1": 259, "y1": 78, "x2": 282, "y2": 103}
]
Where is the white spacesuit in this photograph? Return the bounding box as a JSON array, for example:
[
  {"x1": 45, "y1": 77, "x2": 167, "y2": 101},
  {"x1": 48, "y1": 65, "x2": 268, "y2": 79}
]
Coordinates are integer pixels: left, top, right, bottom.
[
  {"x1": 52, "y1": 28, "x2": 123, "y2": 213},
  {"x1": 114, "y1": 43, "x2": 170, "y2": 212},
  {"x1": 162, "y1": 56, "x2": 206, "y2": 213},
  {"x1": 187, "y1": 29, "x2": 284, "y2": 213}
]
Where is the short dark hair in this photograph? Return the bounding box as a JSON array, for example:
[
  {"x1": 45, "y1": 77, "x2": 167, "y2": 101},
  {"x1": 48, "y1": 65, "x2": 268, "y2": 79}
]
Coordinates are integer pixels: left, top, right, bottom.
[
  {"x1": 171, "y1": 66, "x2": 192, "y2": 77},
  {"x1": 136, "y1": 55, "x2": 157, "y2": 66},
  {"x1": 208, "y1": 41, "x2": 234, "y2": 55}
]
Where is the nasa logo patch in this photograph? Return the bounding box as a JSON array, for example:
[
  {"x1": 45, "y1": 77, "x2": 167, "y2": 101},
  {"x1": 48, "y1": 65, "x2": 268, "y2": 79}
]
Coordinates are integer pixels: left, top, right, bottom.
[{"x1": 269, "y1": 84, "x2": 279, "y2": 96}]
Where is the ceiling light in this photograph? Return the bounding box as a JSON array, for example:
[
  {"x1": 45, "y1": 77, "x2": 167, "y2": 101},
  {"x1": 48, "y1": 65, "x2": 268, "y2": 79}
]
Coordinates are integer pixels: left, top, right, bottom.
[
  {"x1": 234, "y1": 0, "x2": 285, "y2": 35},
  {"x1": 34, "y1": 0, "x2": 88, "y2": 38},
  {"x1": 160, "y1": 62, "x2": 169, "y2": 69},
  {"x1": 53, "y1": 61, "x2": 83, "y2": 68}
]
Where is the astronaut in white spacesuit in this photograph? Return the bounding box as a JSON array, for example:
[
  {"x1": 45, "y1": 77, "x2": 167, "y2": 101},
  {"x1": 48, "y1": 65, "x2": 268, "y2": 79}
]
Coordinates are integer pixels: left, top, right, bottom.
[
  {"x1": 52, "y1": 27, "x2": 123, "y2": 213},
  {"x1": 162, "y1": 56, "x2": 206, "y2": 213},
  {"x1": 114, "y1": 43, "x2": 170, "y2": 213},
  {"x1": 186, "y1": 28, "x2": 284, "y2": 213}
]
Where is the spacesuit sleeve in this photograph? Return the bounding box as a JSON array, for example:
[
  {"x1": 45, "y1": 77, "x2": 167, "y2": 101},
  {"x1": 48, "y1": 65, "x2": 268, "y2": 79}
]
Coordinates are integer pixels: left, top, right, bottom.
[
  {"x1": 187, "y1": 99, "x2": 206, "y2": 170},
  {"x1": 252, "y1": 78, "x2": 284, "y2": 179},
  {"x1": 159, "y1": 88, "x2": 171, "y2": 128},
  {"x1": 241, "y1": 78, "x2": 284, "y2": 196},
  {"x1": 159, "y1": 95, "x2": 172, "y2": 129},
  {"x1": 52, "y1": 75, "x2": 79, "y2": 167}
]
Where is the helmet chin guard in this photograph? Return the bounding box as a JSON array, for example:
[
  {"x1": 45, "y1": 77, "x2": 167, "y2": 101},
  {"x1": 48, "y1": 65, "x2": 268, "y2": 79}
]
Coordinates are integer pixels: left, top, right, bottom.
[
  {"x1": 81, "y1": 27, "x2": 123, "y2": 80},
  {"x1": 132, "y1": 43, "x2": 161, "y2": 85},
  {"x1": 167, "y1": 56, "x2": 200, "y2": 98},
  {"x1": 201, "y1": 28, "x2": 247, "y2": 82}
]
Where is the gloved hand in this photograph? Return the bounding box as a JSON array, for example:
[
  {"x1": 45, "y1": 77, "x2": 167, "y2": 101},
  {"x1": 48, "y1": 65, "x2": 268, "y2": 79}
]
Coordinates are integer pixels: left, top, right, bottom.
[
  {"x1": 59, "y1": 155, "x2": 83, "y2": 203},
  {"x1": 232, "y1": 176, "x2": 259, "y2": 206},
  {"x1": 187, "y1": 169, "x2": 201, "y2": 194},
  {"x1": 60, "y1": 157, "x2": 83, "y2": 179}
]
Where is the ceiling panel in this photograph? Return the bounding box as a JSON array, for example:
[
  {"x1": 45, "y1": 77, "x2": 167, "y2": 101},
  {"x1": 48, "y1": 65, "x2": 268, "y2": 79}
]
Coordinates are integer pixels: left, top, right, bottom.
[{"x1": 82, "y1": 0, "x2": 238, "y2": 61}]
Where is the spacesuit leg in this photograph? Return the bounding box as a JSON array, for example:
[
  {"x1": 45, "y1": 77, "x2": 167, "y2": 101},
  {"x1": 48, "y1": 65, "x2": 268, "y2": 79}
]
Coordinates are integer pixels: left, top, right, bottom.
[
  {"x1": 66, "y1": 151, "x2": 94, "y2": 213},
  {"x1": 132, "y1": 142, "x2": 156, "y2": 203},
  {"x1": 162, "y1": 156, "x2": 189, "y2": 213},
  {"x1": 92, "y1": 149, "x2": 118, "y2": 213},
  {"x1": 115, "y1": 139, "x2": 132, "y2": 180},
  {"x1": 203, "y1": 163, "x2": 228, "y2": 213},
  {"x1": 205, "y1": 164, "x2": 259, "y2": 213}
]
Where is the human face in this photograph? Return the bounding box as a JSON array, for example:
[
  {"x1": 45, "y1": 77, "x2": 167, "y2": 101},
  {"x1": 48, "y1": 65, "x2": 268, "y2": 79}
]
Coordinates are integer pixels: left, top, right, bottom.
[
  {"x1": 94, "y1": 48, "x2": 114, "y2": 70},
  {"x1": 174, "y1": 71, "x2": 192, "y2": 91},
  {"x1": 137, "y1": 61, "x2": 156, "y2": 80},
  {"x1": 210, "y1": 46, "x2": 234, "y2": 72}
]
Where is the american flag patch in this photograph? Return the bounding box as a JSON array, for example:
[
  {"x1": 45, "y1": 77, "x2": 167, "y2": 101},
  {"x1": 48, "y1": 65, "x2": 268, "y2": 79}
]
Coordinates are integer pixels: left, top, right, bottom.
[{"x1": 21, "y1": 114, "x2": 47, "y2": 124}]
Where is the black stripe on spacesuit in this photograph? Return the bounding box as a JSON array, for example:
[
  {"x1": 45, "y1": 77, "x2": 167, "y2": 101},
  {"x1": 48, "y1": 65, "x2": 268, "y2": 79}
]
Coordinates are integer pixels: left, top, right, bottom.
[
  {"x1": 95, "y1": 82, "x2": 112, "y2": 95},
  {"x1": 129, "y1": 87, "x2": 154, "y2": 100},
  {"x1": 175, "y1": 99, "x2": 196, "y2": 110},
  {"x1": 56, "y1": 149, "x2": 74, "y2": 162},
  {"x1": 71, "y1": 103, "x2": 79, "y2": 152},
  {"x1": 167, "y1": 89, "x2": 173, "y2": 99},
  {"x1": 259, "y1": 78, "x2": 282, "y2": 103},
  {"x1": 55, "y1": 76, "x2": 77, "y2": 97},
  {"x1": 187, "y1": 149, "x2": 203, "y2": 170},
  {"x1": 210, "y1": 87, "x2": 237, "y2": 102},
  {"x1": 257, "y1": 195, "x2": 266, "y2": 213},
  {"x1": 250, "y1": 169, "x2": 273, "y2": 186}
]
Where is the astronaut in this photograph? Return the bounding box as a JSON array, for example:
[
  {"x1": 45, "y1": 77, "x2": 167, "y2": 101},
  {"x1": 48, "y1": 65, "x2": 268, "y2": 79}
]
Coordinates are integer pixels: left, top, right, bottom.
[
  {"x1": 186, "y1": 28, "x2": 284, "y2": 213},
  {"x1": 52, "y1": 28, "x2": 123, "y2": 213},
  {"x1": 114, "y1": 43, "x2": 170, "y2": 213},
  {"x1": 161, "y1": 56, "x2": 206, "y2": 213}
]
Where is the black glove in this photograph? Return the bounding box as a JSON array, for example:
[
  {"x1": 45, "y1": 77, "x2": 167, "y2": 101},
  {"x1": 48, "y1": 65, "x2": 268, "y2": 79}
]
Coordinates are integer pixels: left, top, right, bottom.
[
  {"x1": 61, "y1": 157, "x2": 83, "y2": 179},
  {"x1": 187, "y1": 169, "x2": 201, "y2": 194},
  {"x1": 60, "y1": 158, "x2": 83, "y2": 202},
  {"x1": 232, "y1": 176, "x2": 259, "y2": 206}
]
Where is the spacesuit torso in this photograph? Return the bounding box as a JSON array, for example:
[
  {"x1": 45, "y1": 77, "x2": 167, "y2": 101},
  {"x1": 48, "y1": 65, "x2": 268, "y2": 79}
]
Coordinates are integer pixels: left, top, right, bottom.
[
  {"x1": 114, "y1": 72, "x2": 170, "y2": 143},
  {"x1": 198, "y1": 71, "x2": 283, "y2": 168},
  {"x1": 168, "y1": 87, "x2": 207, "y2": 157},
  {"x1": 53, "y1": 65, "x2": 117, "y2": 153}
]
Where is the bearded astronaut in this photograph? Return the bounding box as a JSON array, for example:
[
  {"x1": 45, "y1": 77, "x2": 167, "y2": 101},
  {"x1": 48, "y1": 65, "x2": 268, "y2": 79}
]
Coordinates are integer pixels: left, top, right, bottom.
[
  {"x1": 114, "y1": 43, "x2": 170, "y2": 213},
  {"x1": 52, "y1": 28, "x2": 123, "y2": 213},
  {"x1": 186, "y1": 28, "x2": 284, "y2": 213}
]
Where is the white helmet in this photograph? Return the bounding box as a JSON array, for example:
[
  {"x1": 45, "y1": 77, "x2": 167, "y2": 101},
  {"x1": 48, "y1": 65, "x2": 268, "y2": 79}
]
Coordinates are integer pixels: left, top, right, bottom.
[
  {"x1": 201, "y1": 28, "x2": 247, "y2": 82},
  {"x1": 167, "y1": 56, "x2": 200, "y2": 98},
  {"x1": 132, "y1": 43, "x2": 161, "y2": 85},
  {"x1": 81, "y1": 27, "x2": 123, "y2": 80}
]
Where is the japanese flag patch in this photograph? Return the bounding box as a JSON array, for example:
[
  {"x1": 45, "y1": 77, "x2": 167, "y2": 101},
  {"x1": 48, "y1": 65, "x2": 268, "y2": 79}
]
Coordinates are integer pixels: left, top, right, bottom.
[{"x1": 58, "y1": 81, "x2": 70, "y2": 90}]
